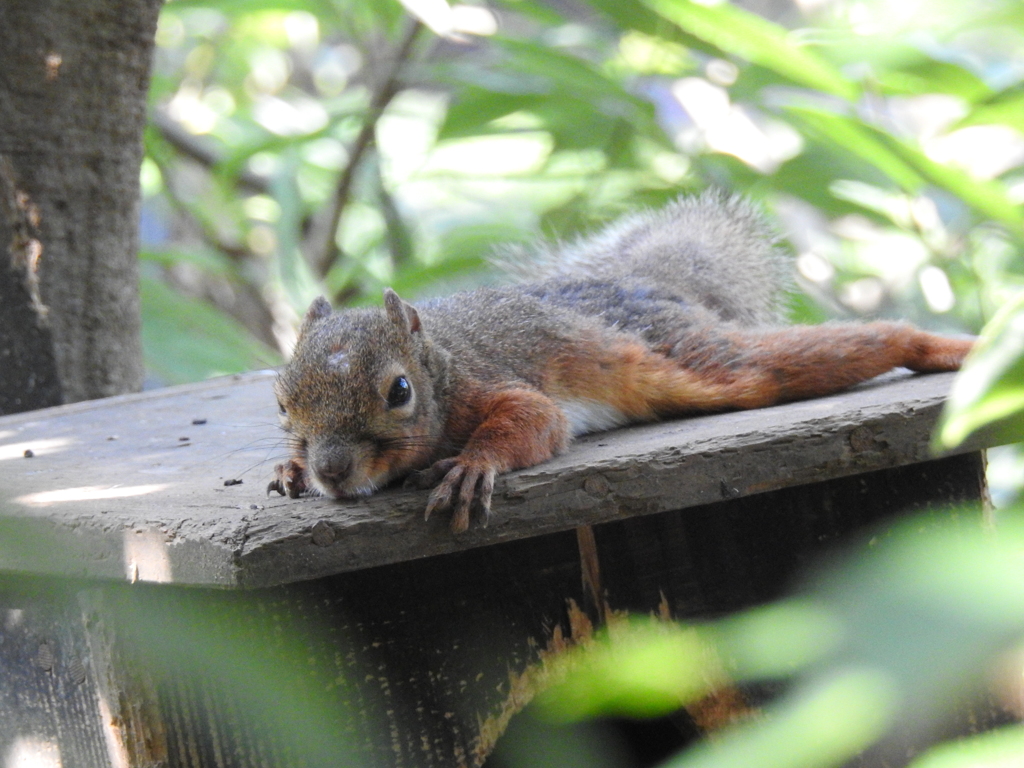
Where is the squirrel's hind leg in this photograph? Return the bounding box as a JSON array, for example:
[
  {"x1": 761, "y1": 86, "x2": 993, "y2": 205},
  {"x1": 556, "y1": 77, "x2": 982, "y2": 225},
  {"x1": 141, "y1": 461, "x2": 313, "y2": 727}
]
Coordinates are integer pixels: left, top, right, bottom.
[
  {"x1": 656, "y1": 322, "x2": 974, "y2": 412},
  {"x1": 569, "y1": 322, "x2": 974, "y2": 419}
]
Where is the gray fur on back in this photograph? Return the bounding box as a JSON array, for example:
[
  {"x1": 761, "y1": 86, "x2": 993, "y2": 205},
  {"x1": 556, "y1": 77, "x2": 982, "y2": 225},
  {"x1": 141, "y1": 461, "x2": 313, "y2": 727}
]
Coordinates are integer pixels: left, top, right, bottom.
[{"x1": 500, "y1": 190, "x2": 790, "y2": 327}]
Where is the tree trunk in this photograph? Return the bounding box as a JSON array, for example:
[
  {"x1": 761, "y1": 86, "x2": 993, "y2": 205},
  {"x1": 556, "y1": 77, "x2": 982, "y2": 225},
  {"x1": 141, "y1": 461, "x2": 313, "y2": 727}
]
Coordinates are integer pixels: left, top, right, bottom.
[{"x1": 0, "y1": 0, "x2": 162, "y2": 413}]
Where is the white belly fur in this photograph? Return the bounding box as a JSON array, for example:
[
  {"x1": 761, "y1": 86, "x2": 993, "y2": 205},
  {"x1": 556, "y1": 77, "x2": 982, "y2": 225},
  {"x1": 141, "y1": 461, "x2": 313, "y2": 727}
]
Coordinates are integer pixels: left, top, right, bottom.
[{"x1": 556, "y1": 398, "x2": 630, "y2": 437}]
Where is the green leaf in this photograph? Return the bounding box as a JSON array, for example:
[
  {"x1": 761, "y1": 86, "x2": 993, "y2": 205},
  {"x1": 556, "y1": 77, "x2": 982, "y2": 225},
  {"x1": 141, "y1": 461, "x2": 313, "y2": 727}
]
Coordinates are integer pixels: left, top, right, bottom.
[
  {"x1": 835, "y1": 43, "x2": 995, "y2": 102},
  {"x1": 110, "y1": 586, "x2": 371, "y2": 768},
  {"x1": 438, "y1": 87, "x2": 546, "y2": 139},
  {"x1": 784, "y1": 106, "x2": 925, "y2": 191},
  {"x1": 936, "y1": 291, "x2": 1024, "y2": 450},
  {"x1": 643, "y1": 0, "x2": 859, "y2": 101},
  {"x1": 536, "y1": 621, "x2": 725, "y2": 720},
  {"x1": 908, "y1": 725, "x2": 1024, "y2": 768},
  {"x1": 770, "y1": 147, "x2": 879, "y2": 217},
  {"x1": 956, "y1": 84, "x2": 1024, "y2": 133},
  {"x1": 439, "y1": 58, "x2": 553, "y2": 97},
  {"x1": 492, "y1": 0, "x2": 566, "y2": 25},
  {"x1": 874, "y1": 57, "x2": 992, "y2": 102},
  {"x1": 141, "y1": 278, "x2": 281, "y2": 385},
  {"x1": 714, "y1": 600, "x2": 842, "y2": 678},
  {"x1": 873, "y1": 131, "x2": 1024, "y2": 235},
  {"x1": 396, "y1": 224, "x2": 522, "y2": 293},
  {"x1": 584, "y1": 0, "x2": 681, "y2": 38},
  {"x1": 344, "y1": 222, "x2": 528, "y2": 304},
  {"x1": 587, "y1": 0, "x2": 769, "y2": 59},
  {"x1": 439, "y1": 39, "x2": 664, "y2": 156},
  {"x1": 498, "y1": 38, "x2": 651, "y2": 117},
  {"x1": 663, "y1": 669, "x2": 897, "y2": 768},
  {"x1": 786, "y1": 106, "x2": 1024, "y2": 233}
]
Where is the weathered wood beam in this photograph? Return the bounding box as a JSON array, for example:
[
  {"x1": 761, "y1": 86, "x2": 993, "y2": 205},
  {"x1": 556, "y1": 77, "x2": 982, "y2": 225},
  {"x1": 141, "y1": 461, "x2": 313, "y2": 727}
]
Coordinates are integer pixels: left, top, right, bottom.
[{"x1": 0, "y1": 370, "x2": 981, "y2": 588}]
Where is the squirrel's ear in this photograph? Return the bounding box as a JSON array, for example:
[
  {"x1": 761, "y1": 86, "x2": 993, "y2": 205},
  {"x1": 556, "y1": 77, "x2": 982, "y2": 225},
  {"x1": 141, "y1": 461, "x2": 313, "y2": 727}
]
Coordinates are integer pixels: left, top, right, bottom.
[
  {"x1": 301, "y1": 296, "x2": 333, "y2": 332},
  {"x1": 383, "y1": 288, "x2": 421, "y2": 334}
]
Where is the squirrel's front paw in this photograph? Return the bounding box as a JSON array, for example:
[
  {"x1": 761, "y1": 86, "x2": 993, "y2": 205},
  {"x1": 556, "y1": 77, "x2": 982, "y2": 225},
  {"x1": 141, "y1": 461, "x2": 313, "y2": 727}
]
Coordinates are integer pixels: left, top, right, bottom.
[
  {"x1": 268, "y1": 458, "x2": 308, "y2": 498},
  {"x1": 414, "y1": 457, "x2": 498, "y2": 534}
]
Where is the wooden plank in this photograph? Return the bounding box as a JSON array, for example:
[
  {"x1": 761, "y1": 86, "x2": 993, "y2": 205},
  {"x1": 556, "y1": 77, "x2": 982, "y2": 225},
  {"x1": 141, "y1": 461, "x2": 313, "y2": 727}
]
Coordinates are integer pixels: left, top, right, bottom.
[{"x1": 0, "y1": 370, "x2": 982, "y2": 588}]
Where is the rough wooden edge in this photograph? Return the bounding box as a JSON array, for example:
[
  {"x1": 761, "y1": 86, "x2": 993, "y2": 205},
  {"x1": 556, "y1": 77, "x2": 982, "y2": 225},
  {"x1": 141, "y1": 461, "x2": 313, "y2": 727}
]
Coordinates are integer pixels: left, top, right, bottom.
[
  {"x1": 0, "y1": 371, "x2": 987, "y2": 589},
  {"x1": 234, "y1": 372, "x2": 983, "y2": 588}
]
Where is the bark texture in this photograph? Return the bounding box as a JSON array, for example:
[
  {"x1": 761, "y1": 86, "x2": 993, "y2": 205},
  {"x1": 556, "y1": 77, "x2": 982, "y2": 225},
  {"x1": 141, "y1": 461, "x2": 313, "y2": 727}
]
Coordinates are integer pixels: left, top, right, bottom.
[
  {"x1": 0, "y1": 0, "x2": 162, "y2": 408},
  {"x1": 0, "y1": 159, "x2": 62, "y2": 414}
]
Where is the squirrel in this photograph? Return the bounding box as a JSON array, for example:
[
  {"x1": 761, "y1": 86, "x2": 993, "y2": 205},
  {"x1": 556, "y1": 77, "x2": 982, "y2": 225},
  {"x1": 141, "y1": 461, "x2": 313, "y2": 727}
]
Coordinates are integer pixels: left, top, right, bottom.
[{"x1": 268, "y1": 191, "x2": 974, "y2": 533}]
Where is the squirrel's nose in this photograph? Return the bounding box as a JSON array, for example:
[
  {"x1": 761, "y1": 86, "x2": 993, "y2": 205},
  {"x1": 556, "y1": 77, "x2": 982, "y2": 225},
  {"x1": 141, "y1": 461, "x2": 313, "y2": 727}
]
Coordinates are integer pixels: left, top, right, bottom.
[{"x1": 312, "y1": 452, "x2": 353, "y2": 485}]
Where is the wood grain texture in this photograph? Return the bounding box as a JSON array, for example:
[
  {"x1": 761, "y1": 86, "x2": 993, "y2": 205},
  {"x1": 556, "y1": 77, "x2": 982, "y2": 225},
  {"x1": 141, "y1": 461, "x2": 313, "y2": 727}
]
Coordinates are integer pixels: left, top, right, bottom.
[{"x1": 0, "y1": 369, "x2": 984, "y2": 588}]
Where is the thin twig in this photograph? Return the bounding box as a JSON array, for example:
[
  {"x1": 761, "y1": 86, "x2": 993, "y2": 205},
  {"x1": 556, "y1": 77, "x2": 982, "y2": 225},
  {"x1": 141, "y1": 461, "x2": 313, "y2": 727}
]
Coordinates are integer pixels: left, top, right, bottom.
[{"x1": 308, "y1": 18, "x2": 424, "y2": 282}]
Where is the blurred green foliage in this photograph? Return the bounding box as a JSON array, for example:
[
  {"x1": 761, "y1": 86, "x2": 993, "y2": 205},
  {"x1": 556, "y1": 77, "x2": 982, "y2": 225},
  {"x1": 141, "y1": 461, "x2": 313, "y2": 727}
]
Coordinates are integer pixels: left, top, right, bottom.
[
  {"x1": 520, "y1": 510, "x2": 1024, "y2": 768},
  {"x1": 143, "y1": 0, "x2": 1024, "y2": 388},
  {"x1": 908, "y1": 725, "x2": 1024, "y2": 768},
  {"x1": 938, "y1": 290, "x2": 1024, "y2": 451}
]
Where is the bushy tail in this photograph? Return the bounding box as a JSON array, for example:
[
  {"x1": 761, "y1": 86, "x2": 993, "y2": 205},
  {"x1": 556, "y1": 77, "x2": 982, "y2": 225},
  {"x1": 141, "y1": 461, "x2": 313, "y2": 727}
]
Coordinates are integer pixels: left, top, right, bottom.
[{"x1": 499, "y1": 190, "x2": 790, "y2": 327}]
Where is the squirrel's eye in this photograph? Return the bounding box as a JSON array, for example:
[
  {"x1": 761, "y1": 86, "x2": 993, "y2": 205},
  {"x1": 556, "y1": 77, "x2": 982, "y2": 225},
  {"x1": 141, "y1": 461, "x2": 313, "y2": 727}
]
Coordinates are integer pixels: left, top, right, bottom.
[
  {"x1": 277, "y1": 400, "x2": 287, "y2": 416},
  {"x1": 386, "y1": 376, "x2": 412, "y2": 409}
]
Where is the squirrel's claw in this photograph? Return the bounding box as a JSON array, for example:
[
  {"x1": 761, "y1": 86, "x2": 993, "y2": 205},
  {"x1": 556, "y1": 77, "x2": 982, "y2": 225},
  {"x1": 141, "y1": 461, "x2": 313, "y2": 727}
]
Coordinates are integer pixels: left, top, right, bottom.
[
  {"x1": 406, "y1": 458, "x2": 456, "y2": 492},
  {"x1": 269, "y1": 459, "x2": 308, "y2": 499},
  {"x1": 421, "y1": 457, "x2": 498, "y2": 533},
  {"x1": 425, "y1": 463, "x2": 462, "y2": 526}
]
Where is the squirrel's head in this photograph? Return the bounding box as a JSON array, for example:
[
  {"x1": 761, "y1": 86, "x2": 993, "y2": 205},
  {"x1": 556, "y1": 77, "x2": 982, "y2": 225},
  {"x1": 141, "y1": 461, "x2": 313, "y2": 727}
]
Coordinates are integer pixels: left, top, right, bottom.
[{"x1": 274, "y1": 289, "x2": 448, "y2": 499}]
